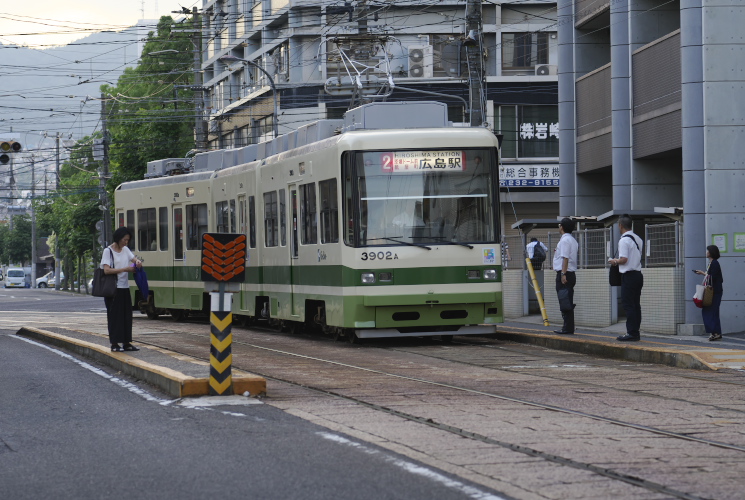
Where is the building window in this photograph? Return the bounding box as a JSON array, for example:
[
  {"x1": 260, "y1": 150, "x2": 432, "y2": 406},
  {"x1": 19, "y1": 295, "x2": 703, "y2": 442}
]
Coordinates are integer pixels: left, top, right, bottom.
[
  {"x1": 498, "y1": 105, "x2": 559, "y2": 159},
  {"x1": 256, "y1": 115, "x2": 274, "y2": 138},
  {"x1": 264, "y1": 191, "x2": 278, "y2": 247},
  {"x1": 137, "y1": 208, "x2": 157, "y2": 252},
  {"x1": 319, "y1": 179, "x2": 338, "y2": 244},
  {"x1": 501, "y1": 32, "x2": 550, "y2": 74},
  {"x1": 431, "y1": 35, "x2": 467, "y2": 77},
  {"x1": 300, "y1": 182, "x2": 317, "y2": 244}
]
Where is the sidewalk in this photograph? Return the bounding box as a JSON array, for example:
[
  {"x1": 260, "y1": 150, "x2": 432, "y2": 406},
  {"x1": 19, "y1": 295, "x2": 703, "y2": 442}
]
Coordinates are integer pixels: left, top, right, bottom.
[
  {"x1": 16, "y1": 325, "x2": 266, "y2": 398},
  {"x1": 496, "y1": 315, "x2": 745, "y2": 371}
]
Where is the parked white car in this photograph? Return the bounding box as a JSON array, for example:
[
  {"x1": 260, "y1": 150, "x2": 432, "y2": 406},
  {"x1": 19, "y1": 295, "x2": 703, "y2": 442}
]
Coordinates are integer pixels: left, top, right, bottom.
[{"x1": 36, "y1": 271, "x2": 64, "y2": 288}]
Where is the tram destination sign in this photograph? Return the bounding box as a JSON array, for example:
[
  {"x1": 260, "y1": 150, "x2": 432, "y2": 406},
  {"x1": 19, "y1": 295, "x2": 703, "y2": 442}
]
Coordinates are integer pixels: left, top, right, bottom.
[
  {"x1": 381, "y1": 150, "x2": 466, "y2": 173},
  {"x1": 201, "y1": 233, "x2": 247, "y2": 282}
]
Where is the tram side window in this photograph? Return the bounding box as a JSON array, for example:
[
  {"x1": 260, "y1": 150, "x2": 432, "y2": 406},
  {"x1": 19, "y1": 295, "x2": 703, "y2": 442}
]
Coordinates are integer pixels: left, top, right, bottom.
[
  {"x1": 279, "y1": 189, "x2": 287, "y2": 246},
  {"x1": 118, "y1": 213, "x2": 125, "y2": 229},
  {"x1": 300, "y1": 182, "x2": 317, "y2": 244},
  {"x1": 319, "y1": 179, "x2": 338, "y2": 244},
  {"x1": 137, "y1": 208, "x2": 157, "y2": 251},
  {"x1": 126, "y1": 210, "x2": 135, "y2": 250},
  {"x1": 229, "y1": 199, "x2": 236, "y2": 232},
  {"x1": 216, "y1": 201, "x2": 230, "y2": 233},
  {"x1": 238, "y1": 197, "x2": 247, "y2": 235},
  {"x1": 186, "y1": 204, "x2": 208, "y2": 250},
  {"x1": 249, "y1": 196, "x2": 256, "y2": 248},
  {"x1": 174, "y1": 208, "x2": 183, "y2": 260},
  {"x1": 159, "y1": 207, "x2": 168, "y2": 251},
  {"x1": 264, "y1": 191, "x2": 278, "y2": 247}
]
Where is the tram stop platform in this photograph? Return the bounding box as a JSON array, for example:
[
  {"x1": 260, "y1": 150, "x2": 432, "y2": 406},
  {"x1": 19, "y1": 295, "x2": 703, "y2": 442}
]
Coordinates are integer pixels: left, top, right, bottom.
[
  {"x1": 16, "y1": 326, "x2": 266, "y2": 398},
  {"x1": 496, "y1": 316, "x2": 745, "y2": 371}
]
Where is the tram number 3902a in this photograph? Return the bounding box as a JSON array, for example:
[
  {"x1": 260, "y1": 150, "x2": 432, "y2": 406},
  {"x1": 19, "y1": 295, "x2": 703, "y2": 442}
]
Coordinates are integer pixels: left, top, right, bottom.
[{"x1": 361, "y1": 251, "x2": 399, "y2": 261}]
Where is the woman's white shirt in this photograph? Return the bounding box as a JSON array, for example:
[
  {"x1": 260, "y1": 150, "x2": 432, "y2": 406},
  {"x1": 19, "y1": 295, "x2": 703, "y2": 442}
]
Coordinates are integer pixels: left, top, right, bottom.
[{"x1": 99, "y1": 246, "x2": 135, "y2": 288}]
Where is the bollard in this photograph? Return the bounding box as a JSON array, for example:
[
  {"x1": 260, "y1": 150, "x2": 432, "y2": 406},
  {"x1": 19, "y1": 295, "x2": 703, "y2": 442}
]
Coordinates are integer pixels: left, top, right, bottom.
[
  {"x1": 201, "y1": 233, "x2": 247, "y2": 396},
  {"x1": 526, "y1": 257, "x2": 550, "y2": 326},
  {"x1": 209, "y1": 284, "x2": 233, "y2": 395}
]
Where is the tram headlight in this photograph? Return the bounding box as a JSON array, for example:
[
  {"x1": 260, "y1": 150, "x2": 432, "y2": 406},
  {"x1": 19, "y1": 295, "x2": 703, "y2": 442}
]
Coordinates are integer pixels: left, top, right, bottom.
[
  {"x1": 483, "y1": 269, "x2": 497, "y2": 280},
  {"x1": 361, "y1": 272, "x2": 376, "y2": 284}
]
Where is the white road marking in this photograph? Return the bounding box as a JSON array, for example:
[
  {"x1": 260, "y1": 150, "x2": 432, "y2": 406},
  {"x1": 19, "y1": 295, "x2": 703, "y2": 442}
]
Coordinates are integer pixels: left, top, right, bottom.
[
  {"x1": 317, "y1": 432, "x2": 507, "y2": 500},
  {"x1": 11, "y1": 334, "x2": 176, "y2": 405}
]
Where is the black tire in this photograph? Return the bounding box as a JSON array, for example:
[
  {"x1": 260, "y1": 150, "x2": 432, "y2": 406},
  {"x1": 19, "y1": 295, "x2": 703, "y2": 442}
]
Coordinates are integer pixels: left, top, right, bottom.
[
  {"x1": 38, "y1": 283, "x2": 47, "y2": 288},
  {"x1": 441, "y1": 335, "x2": 454, "y2": 344},
  {"x1": 170, "y1": 309, "x2": 188, "y2": 322}
]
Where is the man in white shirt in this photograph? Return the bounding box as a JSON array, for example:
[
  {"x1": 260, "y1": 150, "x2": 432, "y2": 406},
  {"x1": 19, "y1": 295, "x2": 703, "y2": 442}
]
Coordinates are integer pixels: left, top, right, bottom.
[
  {"x1": 553, "y1": 218, "x2": 579, "y2": 334},
  {"x1": 609, "y1": 214, "x2": 644, "y2": 341}
]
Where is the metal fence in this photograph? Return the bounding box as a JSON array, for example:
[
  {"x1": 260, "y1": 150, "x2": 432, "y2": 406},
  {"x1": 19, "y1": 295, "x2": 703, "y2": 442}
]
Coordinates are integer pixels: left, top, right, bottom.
[
  {"x1": 645, "y1": 221, "x2": 682, "y2": 267},
  {"x1": 503, "y1": 221, "x2": 682, "y2": 271}
]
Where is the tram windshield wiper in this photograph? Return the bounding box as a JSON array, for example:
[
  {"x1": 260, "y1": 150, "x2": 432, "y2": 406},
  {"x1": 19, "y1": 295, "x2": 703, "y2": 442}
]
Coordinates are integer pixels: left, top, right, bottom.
[
  {"x1": 427, "y1": 237, "x2": 474, "y2": 249},
  {"x1": 380, "y1": 237, "x2": 432, "y2": 250}
]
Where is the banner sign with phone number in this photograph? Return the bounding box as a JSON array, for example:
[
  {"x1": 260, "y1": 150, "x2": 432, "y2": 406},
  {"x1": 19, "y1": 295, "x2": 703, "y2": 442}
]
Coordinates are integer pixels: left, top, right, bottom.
[
  {"x1": 381, "y1": 151, "x2": 466, "y2": 173},
  {"x1": 500, "y1": 165, "x2": 560, "y2": 187}
]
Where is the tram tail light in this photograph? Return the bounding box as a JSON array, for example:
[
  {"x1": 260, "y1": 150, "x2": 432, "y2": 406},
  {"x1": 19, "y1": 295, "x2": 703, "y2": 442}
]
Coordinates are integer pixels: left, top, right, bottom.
[
  {"x1": 483, "y1": 269, "x2": 497, "y2": 280},
  {"x1": 361, "y1": 272, "x2": 376, "y2": 284},
  {"x1": 467, "y1": 270, "x2": 480, "y2": 279},
  {"x1": 378, "y1": 272, "x2": 392, "y2": 282}
]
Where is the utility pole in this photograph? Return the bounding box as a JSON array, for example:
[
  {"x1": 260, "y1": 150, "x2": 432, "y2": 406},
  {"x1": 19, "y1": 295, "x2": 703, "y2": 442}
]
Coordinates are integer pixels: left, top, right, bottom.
[
  {"x1": 465, "y1": 0, "x2": 485, "y2": 127},
  {"x1": 100, "y1": 94, "x2": 112, "y2": 247},
  {"x1": 193, "y1": 7, "x2": 207, "y2": 151},
  {"x1": 54, "y1": 134, "x2": 61, "y2": 290},
  {"x1": 31, "y1": 156, "x2": 36, "y2": 285}
]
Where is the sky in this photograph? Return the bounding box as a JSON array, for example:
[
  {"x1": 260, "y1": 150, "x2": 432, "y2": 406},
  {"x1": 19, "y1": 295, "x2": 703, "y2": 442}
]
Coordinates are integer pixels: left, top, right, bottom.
[{"x1": 0, "y1": 1, "x2": 200, "y2": 48}]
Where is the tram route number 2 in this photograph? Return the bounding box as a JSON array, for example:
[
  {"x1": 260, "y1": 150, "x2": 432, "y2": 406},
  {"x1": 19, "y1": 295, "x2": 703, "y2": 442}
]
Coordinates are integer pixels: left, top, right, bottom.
[{"x1": 361, "y1": 251, "x2": 398, "y2": 261}]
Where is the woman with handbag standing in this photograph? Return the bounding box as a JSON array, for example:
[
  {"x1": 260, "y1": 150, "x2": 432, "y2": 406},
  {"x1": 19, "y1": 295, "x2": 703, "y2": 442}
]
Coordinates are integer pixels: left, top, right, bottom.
[
  {"x1": 101, "y1": 227, "x2": 143, "y2": 352},
  {"x1": 695, "y1": 245, "x2": 724, "y2": 341}
]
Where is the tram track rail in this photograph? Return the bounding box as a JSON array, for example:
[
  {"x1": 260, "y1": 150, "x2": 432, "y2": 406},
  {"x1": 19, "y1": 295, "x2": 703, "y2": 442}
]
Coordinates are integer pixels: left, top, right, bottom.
[{"x1": 129, "y1": 327, "x2": 741, "y2": 500}]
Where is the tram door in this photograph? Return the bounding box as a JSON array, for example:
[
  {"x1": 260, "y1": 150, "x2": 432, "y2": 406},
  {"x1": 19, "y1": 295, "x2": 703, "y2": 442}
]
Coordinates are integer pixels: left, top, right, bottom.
[
  {"x1": 289, "y1": 187, "x2": 299, "y2": 317},
  {"x1": 172, "y1": 205, "x2": 185, "y2": 307}
]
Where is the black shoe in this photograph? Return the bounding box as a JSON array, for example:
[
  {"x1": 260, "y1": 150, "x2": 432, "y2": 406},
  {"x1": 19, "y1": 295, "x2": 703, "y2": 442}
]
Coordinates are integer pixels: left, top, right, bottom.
[
  {"x1": 617, "y1": 334, "x2": 640, "y2": 342},
  {"x1": 122, "y1": 344, "x2": 140, "y2": 351},
  {"x1": 111, "y1": 344, "x2": 123, "y2": 352},
  {"x1": 708, "y1": 333, "x2": 722, "y2": 341},
  {"x1": 553, "y1": 330, "x2": 574, "y2": 335}
]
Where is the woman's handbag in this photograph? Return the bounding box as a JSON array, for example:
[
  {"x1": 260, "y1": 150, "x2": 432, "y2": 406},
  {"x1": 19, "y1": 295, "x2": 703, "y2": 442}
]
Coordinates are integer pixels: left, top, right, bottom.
[
  {"x1": 693, "y1": 275, "x2": 714, "y2": 308},
  {"x1": 92, "y1": 248, "x2": 117, "y2": 298}
]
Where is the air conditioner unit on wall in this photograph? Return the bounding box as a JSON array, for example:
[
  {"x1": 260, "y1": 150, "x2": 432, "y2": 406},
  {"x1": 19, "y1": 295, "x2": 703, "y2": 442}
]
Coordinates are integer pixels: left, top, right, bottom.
[
  {"x1": 408, "y1": 45, "x2": 434, "y2": 78},
  {"x1": 535, "y1": 64, "x2": 557, "y2": 76}
]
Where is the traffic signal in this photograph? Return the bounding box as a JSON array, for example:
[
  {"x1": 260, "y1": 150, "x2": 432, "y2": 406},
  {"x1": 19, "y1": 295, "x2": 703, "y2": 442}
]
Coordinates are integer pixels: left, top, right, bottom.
[{"x1": 0, "y1": 141, "x2": 22, "y2": 164}]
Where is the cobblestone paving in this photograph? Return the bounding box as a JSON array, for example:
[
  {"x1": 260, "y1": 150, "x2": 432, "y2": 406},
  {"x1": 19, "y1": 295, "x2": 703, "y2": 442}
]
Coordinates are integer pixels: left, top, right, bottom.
[{"x1": 9, "y1": 311, "x2": 745, "y2": 500}]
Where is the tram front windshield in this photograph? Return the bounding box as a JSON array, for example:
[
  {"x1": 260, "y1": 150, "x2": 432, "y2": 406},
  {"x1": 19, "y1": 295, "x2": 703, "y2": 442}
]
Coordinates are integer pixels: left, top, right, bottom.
[{"x1": 351, "y1": 149, "x2": 497, "y2": 247}]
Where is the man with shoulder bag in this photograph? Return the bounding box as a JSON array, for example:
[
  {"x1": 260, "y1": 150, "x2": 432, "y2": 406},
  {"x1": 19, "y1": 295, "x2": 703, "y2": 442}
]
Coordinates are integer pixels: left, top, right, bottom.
[
  {"x1": 553, "y1": 218, "x2": 578, "y2": 335},
  {"x1": 609, "y1": 214, "x2": 644, "y2": 341}
]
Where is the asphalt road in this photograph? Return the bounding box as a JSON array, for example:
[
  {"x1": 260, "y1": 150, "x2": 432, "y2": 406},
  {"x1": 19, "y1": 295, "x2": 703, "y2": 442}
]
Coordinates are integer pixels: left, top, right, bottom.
[
  {"x1": 0, "y1": 287, "x2": 101, "y2": 313},
  {"x1": 0, "y1": 327, "x2": 505, "y2": 500}
]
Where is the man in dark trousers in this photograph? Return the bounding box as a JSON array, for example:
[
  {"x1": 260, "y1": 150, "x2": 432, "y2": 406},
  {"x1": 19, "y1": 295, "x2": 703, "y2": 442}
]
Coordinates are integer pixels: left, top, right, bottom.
[
  {"x1": 609, "y1": 214, "x2": 644, "y2": 341},
  {"x1": 553, "y1": 218, "x2": 578, "y2": 334}
]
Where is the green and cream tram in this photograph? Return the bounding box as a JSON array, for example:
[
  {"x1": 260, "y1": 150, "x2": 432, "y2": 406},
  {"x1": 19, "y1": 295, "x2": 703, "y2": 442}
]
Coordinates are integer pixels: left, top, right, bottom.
[{"x1": 116, "y1": 106, "x2": 503, "y2": 339}]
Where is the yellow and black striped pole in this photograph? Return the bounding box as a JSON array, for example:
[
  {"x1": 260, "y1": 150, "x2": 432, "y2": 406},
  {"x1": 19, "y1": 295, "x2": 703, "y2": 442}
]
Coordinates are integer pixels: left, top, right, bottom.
[
  {"x1": 201, "y1": 233, "x2": 247, "y2": 396},
  {"x1": 209, "y1": 284, "x2": 233, "y2": 395}
]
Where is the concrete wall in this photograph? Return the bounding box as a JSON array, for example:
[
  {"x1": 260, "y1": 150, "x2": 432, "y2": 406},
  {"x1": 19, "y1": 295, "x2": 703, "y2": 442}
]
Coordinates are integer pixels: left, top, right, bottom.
[
  {"x1": 640, "y1": 267, "x2": 686, "y2": 334},
  {"x1": 502, "y1": 269, "x2": 525, "y2": 319}
]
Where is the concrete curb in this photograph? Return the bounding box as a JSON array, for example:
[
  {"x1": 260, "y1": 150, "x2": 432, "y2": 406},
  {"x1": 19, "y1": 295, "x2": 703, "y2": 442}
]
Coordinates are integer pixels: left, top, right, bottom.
[
  {"x1": 16, "y1": 326, "x2": 266, "y2": 397},
  {"x1": 494, "y1": 331, "x2": 718, "y2": 371}
]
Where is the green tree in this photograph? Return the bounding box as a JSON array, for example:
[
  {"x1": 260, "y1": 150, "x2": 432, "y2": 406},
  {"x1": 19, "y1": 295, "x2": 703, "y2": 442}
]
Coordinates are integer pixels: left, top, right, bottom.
[
  {"x1": 5, "y1": 214, "x2": 32, "y2": 265},
  {"x1": 102, "y1": 16, "x2": 196, "y2": 186}
]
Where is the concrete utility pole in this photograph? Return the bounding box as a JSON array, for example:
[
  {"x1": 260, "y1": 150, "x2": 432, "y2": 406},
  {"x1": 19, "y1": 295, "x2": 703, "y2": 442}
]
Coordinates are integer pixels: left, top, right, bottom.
[
  {"x1": 465, "y1": 0, "x2": 485, "y2": 127},
  {"x1": 54, "y1": 134, "x2": 61, "y2": 290},
  {"x1": 193, "y1": 7, "x2": 207, "y2": 151},
  {"x1": 31, "y1": 156, "x2": 36, "y2": 285},
  {"x1": 100, "y1": 94, "x2": 112, "y2": 247}
]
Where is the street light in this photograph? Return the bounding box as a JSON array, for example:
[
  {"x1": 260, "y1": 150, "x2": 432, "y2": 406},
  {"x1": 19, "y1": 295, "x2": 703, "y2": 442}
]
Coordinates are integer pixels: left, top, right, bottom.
[{"x1": 218, "y1": 54, "x2": 279, "y2": 138}]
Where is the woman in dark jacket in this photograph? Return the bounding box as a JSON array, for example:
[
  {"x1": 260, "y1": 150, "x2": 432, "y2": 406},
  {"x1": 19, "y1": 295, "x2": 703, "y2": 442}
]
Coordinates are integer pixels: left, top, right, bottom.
[{"x1": 695, "y1": 245, "x2": 723, "y2": 341}]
